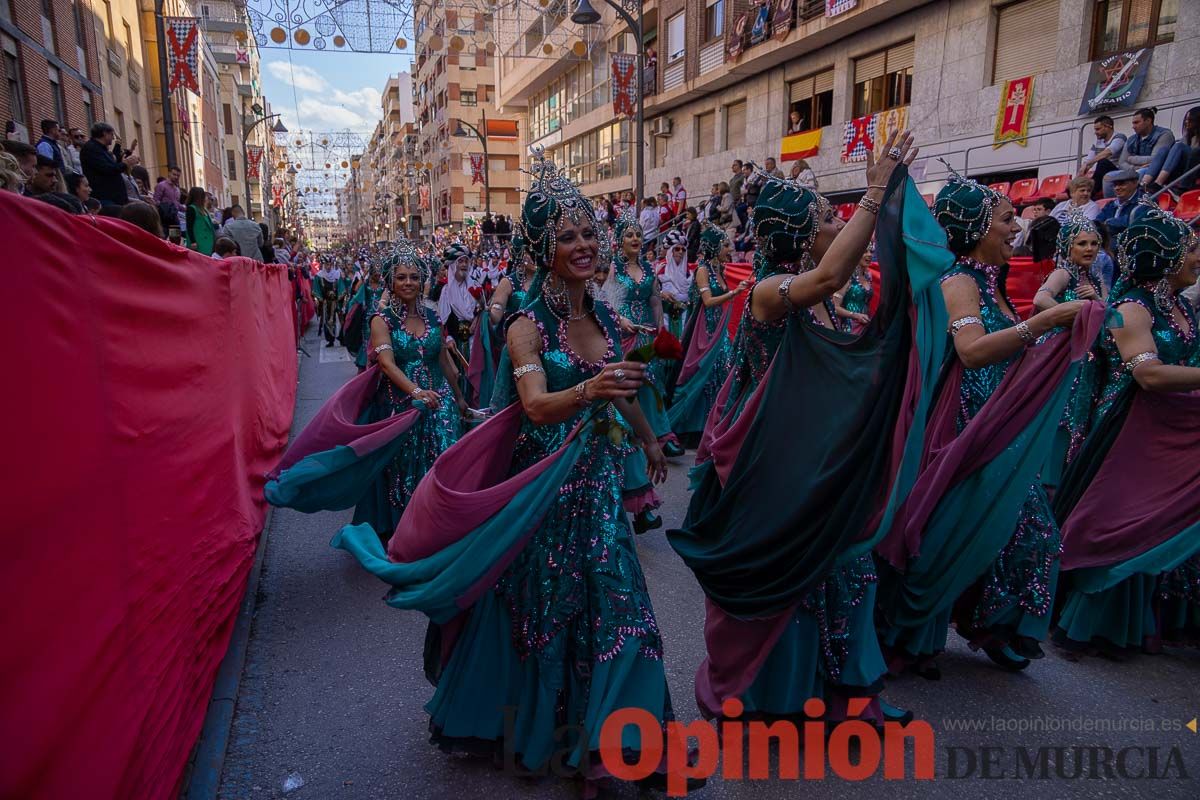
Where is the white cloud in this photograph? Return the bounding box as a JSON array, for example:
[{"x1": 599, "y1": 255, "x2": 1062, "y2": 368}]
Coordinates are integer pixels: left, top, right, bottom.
[
  {"x1": 265, "y1": 62, "x2": 327, "y2": 94},
  {"x1": 264, "y1": 60, "x2": 381, "y2": 133}
]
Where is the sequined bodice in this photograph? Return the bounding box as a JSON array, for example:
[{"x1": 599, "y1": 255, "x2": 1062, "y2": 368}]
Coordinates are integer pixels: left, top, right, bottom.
[
  {"x1": 505, "y1": 272, "x2": 531, "y2": 315},
  {"x1": 724, "y1": 293, "x2": 788, "y2": 422},
  {"x1": 614, "y1": 254, "x2": 657, "y2": 328},
  {"x1": 942, "y1": 263, "x2": 1020, "y2": 429},
  {"x1": 1096, "y1": 288, "x2": 1200, "y2": 418},
  {"x1": 378, "y1": 305, "x2": 444, "y2": 379},
  {"x1": 843, "y1": 272, "x2": 873, "y2": 316},
  {"x1": 1052, "y1": 265, "x2": 1101, "y2": 303},
  {"x1": 699, "y1": 261, "x2": 731, "y2": 335}
]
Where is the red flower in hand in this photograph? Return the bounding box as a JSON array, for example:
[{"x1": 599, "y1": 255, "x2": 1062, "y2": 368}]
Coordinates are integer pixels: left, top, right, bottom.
[
  {"x1": 468, "y1": 286, "x2": 483, "y2": 298},
  {"x1": 438, "y1": 276, "x2": 448, "y2": 285},
  {"x1": 652, "y1": 327, "x2": 684, "y2": 360}
]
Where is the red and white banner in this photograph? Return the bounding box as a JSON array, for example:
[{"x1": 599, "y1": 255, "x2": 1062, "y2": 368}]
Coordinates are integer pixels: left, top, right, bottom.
[
  {"x1": 176, "y1": 96, "x2": 190, "y2": 136},
  {"x1": 841, "y1": 113, "x2": 876, "y2": 163},
  {"x1": 826, "y1": 0, "x2": 858, "y2": 16},
  {"x1": 611, "y1": 53, "x2": 637, "y2": 117},
  {"x1": 469, "y1": 153, "x2": 485, "y2": 185},
  {"x1": 165, "y1": 17, "x2": 200, "y2": 94},
  {"x1": 419, "y1": 184, "x2": 430, "y2": 211},
  {"x1": 0, "y1": 190, "x2": 296, "y2": 800},
  {"x1": 995, "y1": 75, "x2": 1034, "y2": 148},
  {"x1": 247, "y1": 146, "x2": 264, "y2": 179},
  {"x1": 272, "y1": 185, "x2": 284, "y2": 207}
]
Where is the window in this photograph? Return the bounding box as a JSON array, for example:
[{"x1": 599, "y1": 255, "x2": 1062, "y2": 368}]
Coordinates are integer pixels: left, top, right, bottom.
[
  {"x1": 73, "y1": 1, "x2": 87, "y2": 46},
  {"x1": 1091, "y1": 0, "x2": 1177, "y2": 58},
  {"x1": 2, "y1": 37, "x2": 24, "y2": 125},
  {"x1": 787, "y1": 69, "x2": 834, "y2": 132},
  {"x1": 725, "y1": 101, "x2": 746, "y2": 149},
  {"x1": 667, "y1": 13, "x2": 686, "y2": 62},
  {"x1": 853, "y1": 41, "x2": 913, "y2": 117},
  {"x1": 134, "y1": 122, "x2": 143, "y2": 153},
  {"x1": 695, "y1": 111, "x2": 716, "y2": 157},
  {"x1": 653, "y1": 134, "x2": 668, "y2": 169},
  {"x1": 227, "y1": 150, "x2": 237, "y2": 176},
  {"x1": 82, "y1": 88, "x2": 94, "y2": 128},
  {"x1": 41, "y1": 0, "x2": 55, "y2": 55},
  {"x1": 705, "y1": 0, "x2": 725, "y2": 41},
  {"x1": 460, "y1": 90, "x2": 477, "y2": 107},
  {"x1": 102, "y1": 1, "x2": 114, "y2": 40},
  {"x1": 223, "y1": 103, "x2": 233, "y2": 132},
  {"x1": 993, "y1": 0, "x2": 1060, "y2": 83},
  {"x1": 114, "y1": 108, "x2": 125, "y2": 142},
  {"x1": 123, "y1": 21, "x2": 133, "y2": 58},
  {"x1": 48, "y1": 65, "x2": 65, "y2": 124}
]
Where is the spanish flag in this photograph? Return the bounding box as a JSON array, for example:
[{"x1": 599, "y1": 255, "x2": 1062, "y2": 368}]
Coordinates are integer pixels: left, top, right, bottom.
[{"x1": 780, "y1": 129, "x2": 821, "y2": 162}]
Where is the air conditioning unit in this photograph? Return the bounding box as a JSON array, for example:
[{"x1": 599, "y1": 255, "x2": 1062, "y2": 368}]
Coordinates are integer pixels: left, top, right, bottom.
[{"x1": 651, "y1": 117, "x2": 672, "y2": 137}]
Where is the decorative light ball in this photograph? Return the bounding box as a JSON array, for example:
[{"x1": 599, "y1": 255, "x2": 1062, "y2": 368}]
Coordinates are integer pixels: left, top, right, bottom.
[
  {"x1": 233, "y1": 30, "x2": 247, "y2": 42},
  {"x1": 485, "y1": 41, "x2": 496, "y2": 54},
  {"x1": 450, "y1": 36, "x2": 465, "y2": 52},
  {"x1": 542, "y1": 43, "x2": 553, "y2": 55},
  {"x1": 270, "y1": 28, "x2": 286, "y2": 44},
  {"x1": 572, "y1": 40, "x2": 587, "y2": 57},
  {"x1": 396, "y1": 38, "x2": 407, "y2": 50},
  {"x1": 428, "y1": 35, "x2": 443, "y2": 51},
  {"x1": 294, "y1": 28, "x2": 311, "y2": 46},
  {"x1": 333, "y1": 35, "x2": 346, "y2": 48},
  {"x1": 341, "y1": 160, "x2": 349, "y2": 168},
  {"x1": 294, "y1": 138, "x2": 303, "y2": 146}
]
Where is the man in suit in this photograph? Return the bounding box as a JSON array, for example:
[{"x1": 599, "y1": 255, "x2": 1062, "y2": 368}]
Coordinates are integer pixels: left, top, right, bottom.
[{"x1": 80, "y1": 122, "x2": 139, "y2": 206}]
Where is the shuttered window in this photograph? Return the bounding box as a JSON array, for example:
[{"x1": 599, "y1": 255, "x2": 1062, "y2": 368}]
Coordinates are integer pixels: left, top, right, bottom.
[
  {"x1": 853, "y1": 42, "x2": 913, "y2": 117},
  {"x1": 993, "y1": 0, "x2": 1060, "y2": 84},
  {"x1": 725, "y1": 101, "x2": 746, "y2": 149},
  {"x1": 788, "y1": 68, "x2": 834, "y2": 132},
  {"x1": 695, "y1": 111, "x2": 715, "y2": 157}
]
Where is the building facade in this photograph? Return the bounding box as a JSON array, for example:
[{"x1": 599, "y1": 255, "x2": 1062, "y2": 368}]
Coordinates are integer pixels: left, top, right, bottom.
[
  {"x1": 412, "y1": 0, "x2": 522, "y2": 232},
  {"x1": 91, "y1": 0, "x2": 157, "y2": 174},
  {"x1": 498, "y1": 0, "x2": 1196, "y2": 204},
  {"x1": 1, "y1": 0, "x2": 105, "y2": 144}
]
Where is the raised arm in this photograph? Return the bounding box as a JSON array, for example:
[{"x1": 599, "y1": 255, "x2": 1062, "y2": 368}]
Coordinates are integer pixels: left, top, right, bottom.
[
  {"x1": 1110, "y1": 302, "x2": 1200, "y2": 393},
  {"x1": 1032, "y1": 269, "x2": 1072, "y2": 312},
  {"x1": 489, "y1": 276, "x2": 514, "y2": 324},
  {"x1": 751, "y1": 130, "x2": 917, "y2": 323}
]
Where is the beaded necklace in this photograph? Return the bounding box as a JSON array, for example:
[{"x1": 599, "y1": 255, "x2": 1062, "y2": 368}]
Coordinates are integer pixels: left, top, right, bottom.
[
  {"x1": 955, "y1": 256, "x2": 1017, "y2": 323},
  {"x1": 541, "y1": 291, "x2": 615, "y2": 373}
]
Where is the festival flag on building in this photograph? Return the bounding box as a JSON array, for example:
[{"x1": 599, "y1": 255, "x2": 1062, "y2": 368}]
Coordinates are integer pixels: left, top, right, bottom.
[
  {"x1": 994, "y1": 75, "x2": 1033, "y2": 148},
  {"x1": 419, "y1": 185, "x2": 430, "y2": 211},
  {"x1": 841, "y1": 113, "x2": 876, "y2": 163},
  {"x1": 272, "y1": 185, "x2": 284, "y2": 207},
  {"x1": 1078, "y1": 48, "x2": 1153, "y2": 115},
  {"x1": 165, "y1": 17, "x2": 200, "y2": 94},
  {"x1": 611, "y1": 53, "x2": 637, "y2": 117},
  {"x1": 773, "y1": 0, "x2": 796, "y2": 40},
  {"x1": 176, "y1": 96, "x2": 190, "y2": 136},
  {"x1": 874, "y1": 106, "x2": 908, "y2": 152},
  {"x1": 247, "y1": 146, "x2": 264, "y2": 179},
  {"x1": 826, "y1": 0, "x2": 858, "y2": 16},
  {"x1": 469, "y1": 153, "x2": 485, "y2": 185},
  {"x1": 725, "y1": 11, "x2": 749, "y2": 62},
  {"x1": 235, "y1": 46, "x2": 250, "y2": 65},
  {"x1": 781, "y1": 129, "x2": 821, "y2": 161}
]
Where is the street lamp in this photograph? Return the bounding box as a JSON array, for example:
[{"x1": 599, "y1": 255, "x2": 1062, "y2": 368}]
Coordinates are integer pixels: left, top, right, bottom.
[
  {"x1": 454, "y1": 111, "x2": 490, "y2": 217},
  {"x1": 572, "y1": 0, "x2": 644, "y2": 203}
]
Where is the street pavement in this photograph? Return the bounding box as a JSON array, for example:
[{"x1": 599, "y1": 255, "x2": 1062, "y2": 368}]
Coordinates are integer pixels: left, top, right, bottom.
[{"x1": 218, "y1": 329, "x2": 1200, "y2": 800}]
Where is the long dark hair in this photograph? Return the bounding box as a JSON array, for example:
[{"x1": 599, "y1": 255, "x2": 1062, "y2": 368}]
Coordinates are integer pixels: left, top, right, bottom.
[
  {"x1": 185, "y1": 186, "x2": 206, "y2": 207},
  {"x1": 1182, "y1": 106, "x2": 1200, "y2": 148}
]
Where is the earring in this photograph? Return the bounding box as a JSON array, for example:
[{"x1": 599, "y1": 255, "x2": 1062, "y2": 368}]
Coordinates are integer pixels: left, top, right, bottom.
[{"x1": 1153, "y1": 275, "x2": 1173, "y2": 313}]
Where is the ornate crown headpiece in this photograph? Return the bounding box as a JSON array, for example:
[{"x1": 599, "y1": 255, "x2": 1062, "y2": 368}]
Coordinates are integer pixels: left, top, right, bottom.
[
  {"x1": 748, "y1": 161, "x2": 829, "y2": 272},
  {"x1": 698, "y1": 221, "x2": 728, "y2": 262},
  {"x1": 933, "y1": 162, "x2": 1006, "y2": 256},
  {"x1": 1116, "y1": 199, "x2": 1197, "y2": 307},
  {"x1": 520, "y1": 145, "x2": 604, "y2": 270},
  {"x1": 379, "y1": 237, "x2": 430, "y2": 285},
  {"x1": 1055, "y1": 207, "x2": 1100, "y2": 264}
]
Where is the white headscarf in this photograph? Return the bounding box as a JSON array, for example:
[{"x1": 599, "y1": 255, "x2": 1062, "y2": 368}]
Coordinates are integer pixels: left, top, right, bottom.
[
  {"x1": 659, "y1": 231, "x2": 690, "y2": 298},
  {"x1": 438, "y1": 258, "x2": 477, "y2": 323}
]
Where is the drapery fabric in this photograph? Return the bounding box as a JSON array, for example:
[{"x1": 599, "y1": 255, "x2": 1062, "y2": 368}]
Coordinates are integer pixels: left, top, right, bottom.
[{"x1": 1, "y1": 192, "x2": 297, "y2": 799}]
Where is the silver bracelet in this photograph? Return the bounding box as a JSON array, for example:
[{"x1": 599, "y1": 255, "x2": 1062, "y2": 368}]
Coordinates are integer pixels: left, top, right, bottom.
[
  {"x1": 490, "y1": 303, "x2": 503, "y2": 311},
  {"x1": 698, "y1": 286, "x2": 711, "y2": 294},
  {"x1": 778, "y1": 275, "x2": 797, "y2": 313},
  {"x1": 410, "y1": 387, "x2": 423, "y2": 399},
  {"x1": 949, "y1": 316, "x2": 983, "y2": 336},
  {"x1": 857, "y1": 196, "x2": 882, "y2": 215},
  {"x1": 1015, "y1": 320, "x2": 1036, "y2": 345},
  {"x1": 372, "y1": 343, "x2": 393, "y2": 354},
  {"x1": 512, "y1": 363, "x2": 545, "y2": 380},
  {"x1": 1125, "y1": 351, "x2": 1160, "y2": 373}
]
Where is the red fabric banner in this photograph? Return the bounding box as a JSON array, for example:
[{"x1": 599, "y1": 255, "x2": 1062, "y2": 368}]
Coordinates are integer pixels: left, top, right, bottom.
[
  {"x1": 0, "y1": 192, "x2": 297, "y2": 799},
  {"x1": 469, "y1": 153, "x2": 484, "y2": 185},
  {"x1": 247, "y1": 146, "x2": 264, "y2": 180},
  {"x1": 165, "y1": 17, "x2": 200, "y2": 94},
  {"x1": 611, "y1": 53, "x2": 637, "y2": 117}
]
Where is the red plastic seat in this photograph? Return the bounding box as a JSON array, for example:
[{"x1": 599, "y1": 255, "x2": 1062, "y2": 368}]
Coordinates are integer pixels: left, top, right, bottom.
[
  {"x1": 1175, "y1": 189, "x2": 1200, "y2": 220},
  {"x1": 1033, "y1": 174, "x2": 1070, "y2": 202},
  {"x1": 1008, "y1": 178, "x2": 1039, "y2": 206},
  {"x1": 988, "y1": 182, "x2": 1011, "y2": 198},
  {"x1": 1156, "y1": 192, "x2": 1175, "y2": 211}
]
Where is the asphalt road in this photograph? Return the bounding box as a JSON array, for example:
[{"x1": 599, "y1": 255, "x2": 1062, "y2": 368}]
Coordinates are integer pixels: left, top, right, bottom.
[{"x1": 218, "y1": 330, "x2": 1200, "y2": 800}]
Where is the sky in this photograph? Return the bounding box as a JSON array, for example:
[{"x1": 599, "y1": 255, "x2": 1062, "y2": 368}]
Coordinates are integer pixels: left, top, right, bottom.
[{"x1": 259, "y1": 49, "x2": 411, "y2": 136}]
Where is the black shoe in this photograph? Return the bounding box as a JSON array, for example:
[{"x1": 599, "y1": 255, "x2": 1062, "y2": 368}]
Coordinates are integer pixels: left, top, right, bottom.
[
  {"x1": 1011, "y1": 638, "x2": 1045, "y2": 660},
  {"x1": 879, "y1": 698, "x2": 915, "y2": 726},
  {"x1": 662, "y1": 440, "x2": 685, "y2": 458},
  {"x1": 633, "y1": 510, "x2": 663, "y2": 535},
  {"x1": 984, "y1": 644, "x2": 1030, "y2": 671}
]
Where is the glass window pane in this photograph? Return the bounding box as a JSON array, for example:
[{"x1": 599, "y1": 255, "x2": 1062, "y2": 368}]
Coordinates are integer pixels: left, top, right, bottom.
[
  {"x1": 1125, "y1": 0, "x2": 1154, "y2": 48},
  {"x1": 1155, "y1": 0, "x2": 1177, "y2": 43}
]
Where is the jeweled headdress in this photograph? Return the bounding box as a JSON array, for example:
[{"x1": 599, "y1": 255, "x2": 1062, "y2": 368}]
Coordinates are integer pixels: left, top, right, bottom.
[
  {"x1": 749, "y1": 164, "x2": 830, "y2": 277},
  {"x1": 1115, "y1": 199, "x2": 1197, "y2": 309},
  {"x1": 508, "y1": 223, "x2": 527, "y2": 264},
  {"x1": 379, "y1": 236, "x2": 430, "y2": 285},
  {"x1": 934, "y1": 169, "x2": 1006, "y2": 256},
  {"x1": 698, "y1": 221, "x2": 727, "y2": 262},
  {"x1": 520, "y1": 146, "x2": 603, "y2": 271},
  {"x1": 443, "y1": 242, "x2": 471, "y2": 265},
  {"x1": 1055, "y1": 208, "x2": 1100, "y2": 265},
  {"x1": 612, "y1": 205, "x2": 641, "y2": 247}
]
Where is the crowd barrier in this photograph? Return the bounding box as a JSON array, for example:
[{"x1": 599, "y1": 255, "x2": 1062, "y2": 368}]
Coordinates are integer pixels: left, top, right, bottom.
[{"x1": 1, "y1": 192, "x2": 298, "y2": 799}]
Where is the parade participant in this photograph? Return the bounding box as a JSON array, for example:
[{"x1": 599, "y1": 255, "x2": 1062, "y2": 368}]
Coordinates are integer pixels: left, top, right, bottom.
[
  {"x1": 1032, "y1": 211, "x2": 1105, "y2": 485},
  {"x1": 669, "y1": 132, "x2": 930, "y2": 725},
  {"x1": 184, "y1": 186, "x2": 215, "y2": 255},
  {"x1": 876, "y1": 173, "x2": 1098, "y2": 677},
  {"x1": 833, "y1": 245, "x2": 875, "y2": 332},
  {"x1": 666, "y1": 224, "x2": 746, "y2": 446},
  {"x1": 658, "y1": 230, "x2": 692, "y2": 340},
  {"x1": 610, "y1": 207, "x2": 686, "y2": 457},
  {"x1": 488, "y1": 230, "x2": 535, "y2": 324},
  {"x1": 345, "y1": 263, "x2": 387, "y2": 371},
  {"x1": 1054, "y1": 205, "x2": 1200, "y2": 655},
  {"x1": 437, "y1": 243, "x2": 478, "y2": 354},
  {"x1": 266, "y1": 240, "x2": 465, "y2": 543},
  {"x1": 333, "y1": 152, "x2": 679, "y2": 793}
]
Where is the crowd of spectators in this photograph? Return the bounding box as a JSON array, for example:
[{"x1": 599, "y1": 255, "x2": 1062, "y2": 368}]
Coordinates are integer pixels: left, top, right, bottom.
[{"x1": 2, "y1": 118, "x2": 286, "y2": 263}]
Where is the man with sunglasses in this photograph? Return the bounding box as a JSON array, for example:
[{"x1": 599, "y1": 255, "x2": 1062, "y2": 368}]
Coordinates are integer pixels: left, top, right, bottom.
[{"x1": 61, "y1": 128, "x2": 85, "y2": 176}]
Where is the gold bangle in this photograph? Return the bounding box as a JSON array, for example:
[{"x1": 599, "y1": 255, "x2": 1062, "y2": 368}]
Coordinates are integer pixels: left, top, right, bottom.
[
  {"x1": 857, "y1": 196, "x2": 882, "y2": 215},
  {"x1": 574, "y1": 380, "x2": 590, "y2": 407}
]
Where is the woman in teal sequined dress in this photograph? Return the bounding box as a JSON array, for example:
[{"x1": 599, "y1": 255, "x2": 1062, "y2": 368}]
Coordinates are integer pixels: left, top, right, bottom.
[
  {"x1": 609, "y1": 208, "x2": 686, "y2": 457},
  {"x1": 350, "y1": 267, "x2": 386, "y2": 370},
  {"x1": 1032, "y1": 211, "x2": 1105, "y2": 486},
  {"x1": 877, "y1": 177, "x2": 1086, "y2": 676},
  {"x1": 353, "y1": 251, "x2": 466, "y2": 542},
  {"x1": 834, "y1": 247, "x2": 874, "y2": 333},
  {"x1": 1055, "y1": 207, "x2": 1200, "y2": 654},
  {"x1": 670, "y1": 131, "x2": 920, "y2": 724},
  {"x1": 667, "y1": 225, "x2": 746, "y2": 443},
  {"x1": 334, "y1": 155, "x2": 676, "y2": 793}
]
